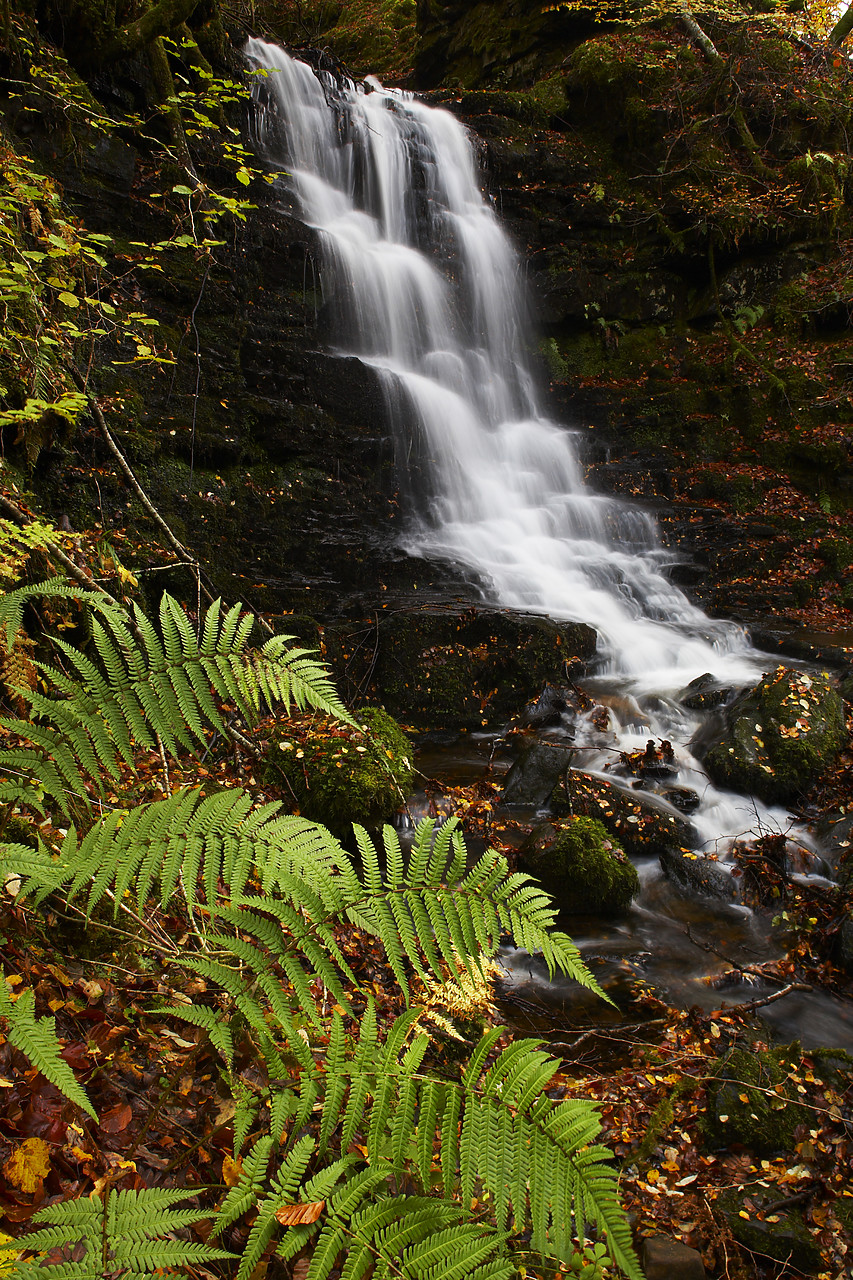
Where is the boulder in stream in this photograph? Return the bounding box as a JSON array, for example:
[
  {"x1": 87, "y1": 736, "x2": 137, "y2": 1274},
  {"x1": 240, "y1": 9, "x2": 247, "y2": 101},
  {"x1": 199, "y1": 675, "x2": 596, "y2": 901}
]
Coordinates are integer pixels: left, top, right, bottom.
[
  {"x1": 551, "y1": 771, "x2": 698, "y2": 856},
  {"x1": 697, "y1": 665, "x2": 846, "y2": 805},
  {"x1": 659, "y1": 848, "x2": 735, "y2": 902},
  {"x1": 502, "y1": 737, "x2": 573, "y2": 806},
  {"x1": 339, "y1": 606, "x2": 597, "y2": 729},
  {"x1": 518, "y1": 817, "x2": 639, "y2": 914},
  {"x1": 677, "y1": 672, "x2": 732, "y2": 711}
]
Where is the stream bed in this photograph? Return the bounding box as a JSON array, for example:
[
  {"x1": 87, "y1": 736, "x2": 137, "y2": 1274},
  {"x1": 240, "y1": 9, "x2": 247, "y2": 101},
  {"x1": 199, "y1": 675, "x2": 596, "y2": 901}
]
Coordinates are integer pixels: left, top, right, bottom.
[{"x1": 404, "y1": 732, "x2": 853, "y2": 1056}]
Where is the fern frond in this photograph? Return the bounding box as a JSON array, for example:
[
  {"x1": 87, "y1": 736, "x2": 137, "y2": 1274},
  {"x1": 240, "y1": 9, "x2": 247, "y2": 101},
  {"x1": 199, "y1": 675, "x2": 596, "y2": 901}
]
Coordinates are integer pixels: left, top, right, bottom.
[
  {"x1": 1, "y1": 592, "x2": 350, "y2": 817},
  {"x1": 13, "y1": 1186, "x2": 236, "y2": 1280},
  {"x1": 236, "y1": 1134, "x2": 316, "y2": 1280},
  {"x1": 306, "y1": 1192, "x2": 512, "y2": 1280},
  {"x1": 0, "y1": 981, "x2": 96, "y2": 1120},
  {"x1": 0, "y1": 577, "x2": 94, "y2": 651},
  {"x1": 213, "y1": 1135, "x2": 274, "y2": 1236},
  {"x1": 152, "y1": 1003, "x2": 234, "y2": 1067}
]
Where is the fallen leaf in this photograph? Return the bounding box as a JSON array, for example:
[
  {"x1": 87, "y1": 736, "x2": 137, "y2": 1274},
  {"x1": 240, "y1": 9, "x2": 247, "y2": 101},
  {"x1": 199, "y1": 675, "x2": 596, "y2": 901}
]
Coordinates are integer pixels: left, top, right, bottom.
[
  {"x1": 3, "y1": 1138, "x2": 50, "y2": 1194},
  {"x1": 222, "y1": 1155, "x2": 242, "y2": 1188},
  {"x1": 274, "y1": 1201, "x2": 325, "y2": 1226},
  {"x1": 99, "y1": 1103, "x2": 132, "y2": 1134}
]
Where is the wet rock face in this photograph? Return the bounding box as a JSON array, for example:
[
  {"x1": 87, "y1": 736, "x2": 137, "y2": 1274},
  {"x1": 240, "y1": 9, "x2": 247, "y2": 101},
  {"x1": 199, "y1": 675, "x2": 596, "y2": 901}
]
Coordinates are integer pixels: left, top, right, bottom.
[
  {"x1": 518, "y1": 816, "x2": 639, "y2": 914},
  {"x1": 697, "y1": 665, "x2": 846, "y2": 805},
  {"x1": 324, "y1": 607, "x2": 597, "y2": 729},
  {"x1": 659, "y1": 848, "x2": 735, "y2": 902},
  {"x1": 502, "y1": 738, "x2": 573, "y2": 806}
]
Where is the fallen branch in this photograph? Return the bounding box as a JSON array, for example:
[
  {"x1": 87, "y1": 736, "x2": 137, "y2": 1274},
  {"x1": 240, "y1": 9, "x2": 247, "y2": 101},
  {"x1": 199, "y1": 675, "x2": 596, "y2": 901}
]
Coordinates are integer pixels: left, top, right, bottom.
[{"x1": 710, "y1": 981, "x2": 812, "y2": 1016}]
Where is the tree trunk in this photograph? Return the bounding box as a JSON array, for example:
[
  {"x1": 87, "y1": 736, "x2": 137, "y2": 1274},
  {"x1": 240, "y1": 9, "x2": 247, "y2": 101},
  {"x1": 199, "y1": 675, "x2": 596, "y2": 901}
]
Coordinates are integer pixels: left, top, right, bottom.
[
  {"x1": 829, "y1": 3, "x2": 853, "y2": 48},
  {"x1": 95, "y1": 0, "x2": 200, "y2": 65}
]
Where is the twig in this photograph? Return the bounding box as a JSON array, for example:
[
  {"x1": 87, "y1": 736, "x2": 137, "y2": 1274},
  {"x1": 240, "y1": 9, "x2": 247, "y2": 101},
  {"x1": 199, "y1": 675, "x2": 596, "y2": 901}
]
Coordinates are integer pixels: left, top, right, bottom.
[
  {"x1": 68, "y1": 365, "x2": 207, "y2": 581},
  {"x1": 710, "y1": 981, "x2": 812, "y2": 1016}
]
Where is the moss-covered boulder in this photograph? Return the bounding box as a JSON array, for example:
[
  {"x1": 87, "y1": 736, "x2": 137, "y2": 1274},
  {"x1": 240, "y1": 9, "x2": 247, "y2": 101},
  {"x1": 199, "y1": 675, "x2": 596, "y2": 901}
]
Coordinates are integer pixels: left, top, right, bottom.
[
  {"x1": 328, "y1": 606, "x2": 597, "y2": 730},
  {"x1": 551, "y1": 771, "x2": 697, "y2": 856},
  {"x1": 714, "y1": 1187, "x2": 823, "y2": 1275},
  {"x1": 262, "y1": 706, "x2": 413, "y2": 833},
  {"x1": 703, "y1": 1043, "x2": 810, "y2": 1153},
  {"x1": 699, "y1": 666, "x2": 846, "y2": 805},
  {"x1": 519, "y1": 817, "x2": 639, "y2": 914}
]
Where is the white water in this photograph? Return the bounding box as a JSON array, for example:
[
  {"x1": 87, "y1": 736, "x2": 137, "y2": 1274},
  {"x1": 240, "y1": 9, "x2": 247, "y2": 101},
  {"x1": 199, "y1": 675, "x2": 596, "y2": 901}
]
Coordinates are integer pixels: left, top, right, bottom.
[{"x1": 245, "y1": 41, "x2": 795, "y2": 850}]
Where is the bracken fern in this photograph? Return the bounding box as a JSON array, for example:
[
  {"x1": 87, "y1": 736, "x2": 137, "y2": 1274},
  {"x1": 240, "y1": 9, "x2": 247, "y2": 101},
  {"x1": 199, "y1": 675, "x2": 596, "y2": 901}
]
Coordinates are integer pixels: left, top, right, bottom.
[{"x1": 0, "y1": 579, "x2": 641, "y2": 1280}]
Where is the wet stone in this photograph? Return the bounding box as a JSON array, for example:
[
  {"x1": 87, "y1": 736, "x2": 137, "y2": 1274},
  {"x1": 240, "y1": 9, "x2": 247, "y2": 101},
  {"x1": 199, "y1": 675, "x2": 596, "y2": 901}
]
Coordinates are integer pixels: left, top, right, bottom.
[
  {"x1": 697, "y1": 665, "x2": 846, "y2": 805},
  {"x1": 659, "y1": 848, "x2": 735, "y2": 902},
  {"x1": 642, "y1": 1235, "x2": 706, "y2": 1280},
  {"x1": 659, "y1": 785, "x2": 701, "y2": 814},
  {"x1": 678, "y1": 672, "x2": 732, "y2": 711},
  {"x1": 502, "y1": 738, "x2": 574, "y2": 806},
  {"x1": 714, "y1": 1188, "x2": 823, "y2": 1275},
  {"x1": 552, "y1": 771, "x2": 698, "y2": 856}
]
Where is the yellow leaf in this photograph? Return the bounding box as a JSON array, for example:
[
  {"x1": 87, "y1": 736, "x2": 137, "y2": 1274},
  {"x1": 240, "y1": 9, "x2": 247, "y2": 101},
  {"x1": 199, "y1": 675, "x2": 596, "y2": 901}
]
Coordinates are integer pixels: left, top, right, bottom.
[
  {"x1": 0, "y1": 1230, "x2": 21, "y2": 1277},
  {"x1": 222, "y1": 1155, "x2": 242, "y2": 1188},
  {"x1": 3, "y1": 1137, "x2": 50, "y2": 1193}
]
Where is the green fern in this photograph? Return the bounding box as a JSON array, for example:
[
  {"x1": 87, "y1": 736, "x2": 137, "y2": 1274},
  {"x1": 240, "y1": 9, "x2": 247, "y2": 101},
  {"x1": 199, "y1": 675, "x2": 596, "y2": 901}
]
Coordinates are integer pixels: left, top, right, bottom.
[
  {"x1": 210, "y1": 1007, "x2": 642, "y2": 1279},
  {"x1": 4, "y1": 799, "x2": 603, "y2": 1032},
  {"x1": 0, "y1": 590, "x2": 350, "y2": 814},
  {"x1": 0, "y1": 583, "x2": 642, "y2": 1279},
  {"x1": 9, "y1": 1186, "x2": 235, "y2": 1280},
  {"x1": 0, "y1": 576, "x2": 95, "y2": 650},
  {"x1": 0, "y1": 975, "x2": 97, "y2": 1120}
]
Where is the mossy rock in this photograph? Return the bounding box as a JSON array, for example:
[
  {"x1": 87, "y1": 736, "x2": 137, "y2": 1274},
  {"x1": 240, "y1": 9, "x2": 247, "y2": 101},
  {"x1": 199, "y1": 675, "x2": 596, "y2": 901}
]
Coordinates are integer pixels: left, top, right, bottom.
[
  {"x1": 703, "y1": 1042, "x2": 810, "y2": 1153},
  {"x1": 338, "y1": 606, "x2": 596, "y2": 730},
  {"x1": 699, "y1": 666, "x2": 846, "y2": 805},
  {"x1": 551, "y1": 771, "x2": 697, "y2": 856},
  {"x1": 519, "y1": 817, "x2": 639, "y2": 914},
  {"x1": 262, "y1": 706, "x2": 413, "y2": 834},
  {"x1": 714, "y1": 1186, "x2": 823, "y2": 1274},
  {"x1": 1, "y1": 814, "x2": 40, "y2": 850}
]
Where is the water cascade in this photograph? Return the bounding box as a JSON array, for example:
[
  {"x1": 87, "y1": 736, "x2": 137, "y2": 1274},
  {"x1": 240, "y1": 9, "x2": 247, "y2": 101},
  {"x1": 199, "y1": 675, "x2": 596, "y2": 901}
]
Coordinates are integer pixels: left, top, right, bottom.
[{"x1": 244, "y1": 41, "x2": 796, "y2": 852}]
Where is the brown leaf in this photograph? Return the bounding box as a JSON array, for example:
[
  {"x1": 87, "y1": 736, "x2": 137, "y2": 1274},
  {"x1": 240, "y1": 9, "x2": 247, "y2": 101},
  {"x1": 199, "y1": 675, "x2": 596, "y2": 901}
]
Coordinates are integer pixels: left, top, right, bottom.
[
  {"x1": 99, "y1": 1103, "x2": 133, "y2": 1134},
  {"x1": 3, "y1": 1138, "x2": 50, "y2": 1193},
  {"x1": 274, "y1": 1201, "x2": 325, "y2": 1226}
]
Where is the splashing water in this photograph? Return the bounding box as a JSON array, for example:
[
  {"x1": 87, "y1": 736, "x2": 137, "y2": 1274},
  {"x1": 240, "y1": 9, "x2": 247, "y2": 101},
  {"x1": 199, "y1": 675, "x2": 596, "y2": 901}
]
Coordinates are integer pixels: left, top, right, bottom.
[{"x1": 244, "y1": 41, "x2": 796, "y2": 850}]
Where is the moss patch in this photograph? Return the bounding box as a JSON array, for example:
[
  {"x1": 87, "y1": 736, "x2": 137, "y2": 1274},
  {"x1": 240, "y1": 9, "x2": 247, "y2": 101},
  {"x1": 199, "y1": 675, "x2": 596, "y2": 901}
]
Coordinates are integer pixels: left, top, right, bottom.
[
  {"x1": 702, "y1": 666, "x2": 846, "y2": 805},
  {"x1": 703, "y1": 1042, "x2": 810, "y2": 1153},
  {"x1": 519, "y1": 816, "x2": 639, "y2": 914},
  {"x1": 262, "y1": 706, "x2": 413, "y2": 834}
]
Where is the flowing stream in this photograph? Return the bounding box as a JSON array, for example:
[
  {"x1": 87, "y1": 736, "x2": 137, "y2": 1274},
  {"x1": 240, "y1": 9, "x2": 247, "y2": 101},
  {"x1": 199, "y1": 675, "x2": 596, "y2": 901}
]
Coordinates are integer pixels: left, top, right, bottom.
[{"x1": 244, "y1": 43, "x2": 852, "y2": 1045}]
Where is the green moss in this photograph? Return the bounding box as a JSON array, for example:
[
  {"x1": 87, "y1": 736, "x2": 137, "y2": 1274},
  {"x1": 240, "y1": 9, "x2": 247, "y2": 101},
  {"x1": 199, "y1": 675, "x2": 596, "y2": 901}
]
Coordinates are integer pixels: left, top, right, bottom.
[
  {"x1": 714, "y1": 1186, "x2": 823, "y2": 1273},
  {"x1": 703, "y1": 1042, "x2": 810, "y2": 1153},
  {"x1": 262, "y1": 706, "x2": 413, "y2": 834},
  {"x1": 0, "y1": 813, "x2": 40, "y2": 849},
  {"x1": 521, "y1": 816, "x2": 639, "y2": 915},
  {"x1": 703, "y1": 666, "x2": 846, "y2": 804}
]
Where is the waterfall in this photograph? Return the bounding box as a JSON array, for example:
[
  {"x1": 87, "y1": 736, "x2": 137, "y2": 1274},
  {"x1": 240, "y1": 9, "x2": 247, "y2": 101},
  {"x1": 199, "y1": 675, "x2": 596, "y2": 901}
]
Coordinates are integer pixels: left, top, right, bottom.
[{"x1": 244, "y1": 41, "x2": 793, "y2": 849}]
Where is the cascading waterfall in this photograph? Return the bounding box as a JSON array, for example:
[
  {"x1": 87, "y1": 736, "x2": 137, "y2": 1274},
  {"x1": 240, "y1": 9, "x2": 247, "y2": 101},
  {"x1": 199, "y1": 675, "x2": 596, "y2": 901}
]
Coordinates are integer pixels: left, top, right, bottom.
[{"x1": 244, "y1": 40, "x2": 796, "y2": 850}]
